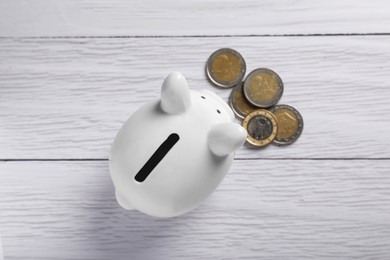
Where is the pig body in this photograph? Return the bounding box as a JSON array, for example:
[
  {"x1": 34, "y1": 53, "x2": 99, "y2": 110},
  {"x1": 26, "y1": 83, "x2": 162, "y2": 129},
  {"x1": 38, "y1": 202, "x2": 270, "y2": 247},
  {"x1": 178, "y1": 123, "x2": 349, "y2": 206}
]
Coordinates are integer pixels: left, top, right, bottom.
[{"x1": 109, "y1": 72, "x2": 246, "y2": 218}]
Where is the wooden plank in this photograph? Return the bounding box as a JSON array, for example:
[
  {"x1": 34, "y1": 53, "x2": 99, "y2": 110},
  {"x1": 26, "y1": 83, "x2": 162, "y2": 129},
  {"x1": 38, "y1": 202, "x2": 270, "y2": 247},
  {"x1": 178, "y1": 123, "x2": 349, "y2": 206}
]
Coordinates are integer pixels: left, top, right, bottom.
[
  {"x1": 1, "y1": 37, "x2": 390, "y2": 159},
  {"x1": 1, "y1": 0, "x2": 390, "y2": 37},
  {"x1": 0, "y1": 233, "x2": 3, "y2": 260},
  {"x1": 0, "y1": 160, "x2": 389, "y2": 259}
]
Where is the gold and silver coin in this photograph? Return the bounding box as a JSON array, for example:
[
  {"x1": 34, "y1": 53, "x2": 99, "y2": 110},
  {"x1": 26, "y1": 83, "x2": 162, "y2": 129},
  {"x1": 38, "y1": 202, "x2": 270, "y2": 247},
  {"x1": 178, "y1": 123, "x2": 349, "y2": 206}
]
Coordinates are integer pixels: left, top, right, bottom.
[
  {"x1": 206, "y1": 48, "x2": 246, "y2": 88},
  {"x1": 270, "y1": 104, "x2": 303, "y2": 146},
  {"x1": 242, "y1": 110, "x2": 278, "y2": 147},
  {"x1": 229, "y1": 83, "x2": 257, "y2": 119},
  {"x1": 243, "y1": 68, "x2": 283, "y2": 108}
]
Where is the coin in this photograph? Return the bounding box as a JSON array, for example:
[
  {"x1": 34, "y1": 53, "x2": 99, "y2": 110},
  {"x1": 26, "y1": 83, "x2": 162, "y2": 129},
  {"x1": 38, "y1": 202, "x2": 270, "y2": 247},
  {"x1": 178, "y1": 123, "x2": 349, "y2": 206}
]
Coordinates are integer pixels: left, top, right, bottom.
[
  {"x1": 243, "y1": 68, "x2": 283, "y2": 108},
  {"x1": 206, "y1": 48, "x2": 246, "y2": 88},
  {"x1": 229, "y1": 83, "x2": 257, "y2": 119},
  {"x1": 242, "y1": 110, "x2": 278, "y2": 147},
  {"x1": 270, "y1": 104, "x2": 303, "y2": 146}
]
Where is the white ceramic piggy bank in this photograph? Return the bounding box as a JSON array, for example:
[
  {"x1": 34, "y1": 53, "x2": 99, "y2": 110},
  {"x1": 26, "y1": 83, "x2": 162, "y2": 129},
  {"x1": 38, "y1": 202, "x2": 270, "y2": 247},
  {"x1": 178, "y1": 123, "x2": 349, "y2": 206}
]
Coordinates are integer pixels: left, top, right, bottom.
[{"x1": 109, "y1": 72, "x2": 246, "y2": 218}]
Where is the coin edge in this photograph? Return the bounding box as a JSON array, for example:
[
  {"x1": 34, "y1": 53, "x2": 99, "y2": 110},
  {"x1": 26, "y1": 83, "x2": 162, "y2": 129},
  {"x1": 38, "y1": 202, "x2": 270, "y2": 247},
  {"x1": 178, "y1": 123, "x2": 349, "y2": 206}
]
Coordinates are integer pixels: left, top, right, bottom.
[
  {"x1": 206, "y1": 48, "x2": 247, "y2": 88},
  {"x1": 242, "y1": 109, "x2": 279, "y2": 147},
  {"x1": 243, "y1": 68, "x2": 284, "y2": 108},
  {"x1": 270, "y1": 104, "x2": 304, "y2": 146}
]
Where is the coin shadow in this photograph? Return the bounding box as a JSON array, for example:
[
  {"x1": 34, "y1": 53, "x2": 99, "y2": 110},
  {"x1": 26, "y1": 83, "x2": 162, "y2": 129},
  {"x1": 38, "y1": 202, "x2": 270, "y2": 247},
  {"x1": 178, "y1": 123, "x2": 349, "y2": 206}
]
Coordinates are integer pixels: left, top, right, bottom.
[{"x1": 242, "y1": 141, "x2": 269, "y2": 150}]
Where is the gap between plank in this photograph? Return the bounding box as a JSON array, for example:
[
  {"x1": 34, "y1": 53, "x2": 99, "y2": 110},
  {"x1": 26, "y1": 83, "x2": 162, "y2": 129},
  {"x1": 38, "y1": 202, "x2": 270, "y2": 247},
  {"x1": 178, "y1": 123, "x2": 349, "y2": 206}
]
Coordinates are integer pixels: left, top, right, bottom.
[
  {"x1": 1, "y1": 32, "x2": 390, "y2": 39},
  {"x1": 1, "y1": 158, "x2": 390, "y2": 162}
]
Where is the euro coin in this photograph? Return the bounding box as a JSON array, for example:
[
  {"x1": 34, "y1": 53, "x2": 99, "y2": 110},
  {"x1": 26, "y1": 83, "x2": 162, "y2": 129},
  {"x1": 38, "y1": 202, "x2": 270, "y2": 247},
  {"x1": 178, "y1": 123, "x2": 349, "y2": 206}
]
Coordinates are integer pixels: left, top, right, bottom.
[
  {"x1": 270, "y1": 104, "x2": 303, "y2": 146},
  {"x1": 229, "y1": 83, "x2": 257, "y2": 119},
  {"x1": 242, "y1": 110, "x2": 278, "y2": 147},
  {"x1": 206, "y1": 48, "x2": 246, "y2": 88},
  {"x1": 243, "y1": 68, "x2": 283, "y2": 108}
]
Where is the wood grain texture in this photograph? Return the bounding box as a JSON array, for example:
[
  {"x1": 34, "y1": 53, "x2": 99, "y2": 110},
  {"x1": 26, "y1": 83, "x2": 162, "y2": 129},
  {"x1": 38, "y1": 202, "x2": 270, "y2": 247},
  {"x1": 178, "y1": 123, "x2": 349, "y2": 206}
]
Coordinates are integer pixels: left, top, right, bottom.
[
  {"x1": 1, "y1": 36, "x2": 390, "y2": 159},
  {"x1": 0, "y1": 233, "x2": 3, "y2": 260},
  {"x1": 2, "y1": 2, "x2": 390, "y2": 259},
  {"x1": 1, "y1": 0, "x2": 390, "y2": 37},
  {"x1": 0, "y1": 160, "x2": 389, "y2": 260}
]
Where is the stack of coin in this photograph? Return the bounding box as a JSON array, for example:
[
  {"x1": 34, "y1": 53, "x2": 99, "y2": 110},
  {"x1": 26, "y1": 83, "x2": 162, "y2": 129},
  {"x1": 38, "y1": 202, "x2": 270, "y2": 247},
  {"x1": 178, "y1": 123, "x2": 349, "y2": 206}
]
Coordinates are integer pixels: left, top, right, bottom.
[{"x1": 206, "y1": 48, "x2": 304, "y2": 147}]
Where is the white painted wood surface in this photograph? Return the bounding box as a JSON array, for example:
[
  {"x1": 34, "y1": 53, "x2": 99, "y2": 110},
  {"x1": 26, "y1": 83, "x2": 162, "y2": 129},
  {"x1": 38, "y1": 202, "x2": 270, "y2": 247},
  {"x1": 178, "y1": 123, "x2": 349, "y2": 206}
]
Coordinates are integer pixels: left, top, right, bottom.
[
  {"x1": 1, "y1": 160, "x2": 390, "y2": 260},
  {"x1": 1, "y1": 1, "x2": 390, "y2": 259},
  {"x1": 1, "y1": 37, "x2": 390, "y2": 159},
  {"x1": 0, "y1": 233, "x2": 3, "y2": 260},
  {"x1": 1, "y1": 0, "x2": 390, "y2": 37}
]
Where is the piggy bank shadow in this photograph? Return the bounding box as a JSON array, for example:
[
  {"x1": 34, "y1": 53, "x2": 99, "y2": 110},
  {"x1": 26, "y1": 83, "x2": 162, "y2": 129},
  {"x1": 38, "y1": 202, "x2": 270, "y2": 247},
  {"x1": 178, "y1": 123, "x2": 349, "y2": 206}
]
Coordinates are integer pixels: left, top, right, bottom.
[{"x1": 83, "y1": 170, "x2": 199, "y2": 260}]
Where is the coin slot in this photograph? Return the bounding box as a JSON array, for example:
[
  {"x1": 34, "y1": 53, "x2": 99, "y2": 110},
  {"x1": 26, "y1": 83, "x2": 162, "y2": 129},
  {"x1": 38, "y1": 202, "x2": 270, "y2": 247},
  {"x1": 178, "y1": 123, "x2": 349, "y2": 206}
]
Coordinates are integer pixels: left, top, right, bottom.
[
  {"x1": 216, "y1": 109, "x2": 221, "y2": 114},
  {"x1": 134, "y1": 133, "x2": 180, "y2": 183},
  {"x1": 201, "y1": 96, "x2": 206, "y2": 99}
]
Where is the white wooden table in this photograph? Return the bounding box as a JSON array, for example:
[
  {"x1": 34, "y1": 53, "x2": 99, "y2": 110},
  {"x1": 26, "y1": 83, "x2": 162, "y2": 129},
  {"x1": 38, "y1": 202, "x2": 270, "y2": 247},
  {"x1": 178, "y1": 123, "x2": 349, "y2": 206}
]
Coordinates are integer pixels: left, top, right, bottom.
[{"x1": 1, "y1": 1, "x2": 390, "y2": 259}]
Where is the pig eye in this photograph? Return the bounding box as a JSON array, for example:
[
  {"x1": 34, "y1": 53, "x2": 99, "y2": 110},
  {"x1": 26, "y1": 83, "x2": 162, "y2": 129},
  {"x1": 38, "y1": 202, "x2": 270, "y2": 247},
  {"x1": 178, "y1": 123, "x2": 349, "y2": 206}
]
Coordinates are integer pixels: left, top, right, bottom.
[
  {"x1": 134, "y1": 133, "x2": 180, "y2": 183},
  {"x1": 201, "y1": 96, "x2": 206, "y2": 99},
  {"x1": 217, "y1": 109, "x2": 221, "y2": 114}
]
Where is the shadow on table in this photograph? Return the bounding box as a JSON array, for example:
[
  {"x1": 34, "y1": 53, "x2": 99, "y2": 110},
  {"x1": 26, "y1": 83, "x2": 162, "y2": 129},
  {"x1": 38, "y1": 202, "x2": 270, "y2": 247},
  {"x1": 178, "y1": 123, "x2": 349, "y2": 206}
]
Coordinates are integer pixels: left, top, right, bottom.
[{"x1": 80, "y1": 171, "x2": 209, "y2": 260}]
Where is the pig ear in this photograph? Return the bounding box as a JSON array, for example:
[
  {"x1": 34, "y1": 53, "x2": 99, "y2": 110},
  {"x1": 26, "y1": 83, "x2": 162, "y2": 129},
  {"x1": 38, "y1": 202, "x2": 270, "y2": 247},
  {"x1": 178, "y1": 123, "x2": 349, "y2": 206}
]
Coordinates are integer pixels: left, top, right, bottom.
[
  {"x1": 160, "y1": 72, "x2": 191, "y2": 114},
  {"x1": 208, "y1": 122, "x2": 247, "y2": 157}
]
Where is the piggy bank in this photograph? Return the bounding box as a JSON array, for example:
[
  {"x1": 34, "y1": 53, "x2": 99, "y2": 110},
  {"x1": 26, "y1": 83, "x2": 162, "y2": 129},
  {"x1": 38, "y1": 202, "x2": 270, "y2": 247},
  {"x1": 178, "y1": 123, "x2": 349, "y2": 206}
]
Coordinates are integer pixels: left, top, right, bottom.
[{"x1": 109, "y1": 72, "x2": 246, "y2": 218}]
